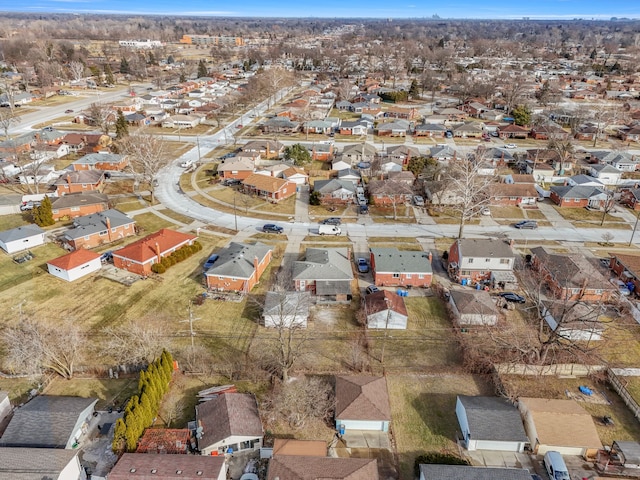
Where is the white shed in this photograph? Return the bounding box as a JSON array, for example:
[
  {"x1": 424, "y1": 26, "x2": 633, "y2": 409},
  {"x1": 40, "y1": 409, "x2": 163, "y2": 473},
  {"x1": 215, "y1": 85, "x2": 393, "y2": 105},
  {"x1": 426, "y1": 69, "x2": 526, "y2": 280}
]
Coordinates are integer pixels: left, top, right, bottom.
[
  {"x1": 47, "y1": 249, "x2": 102, "y2": 282},
  {"x1": 363, "y1": 290, "x2": 408, "y2": 330},
  {"x1": 263, "y1": 291, "x2": 310, "y2": 328},
  {"x1": 0, "y1": 224, "x2": 46, "y2": 254}
]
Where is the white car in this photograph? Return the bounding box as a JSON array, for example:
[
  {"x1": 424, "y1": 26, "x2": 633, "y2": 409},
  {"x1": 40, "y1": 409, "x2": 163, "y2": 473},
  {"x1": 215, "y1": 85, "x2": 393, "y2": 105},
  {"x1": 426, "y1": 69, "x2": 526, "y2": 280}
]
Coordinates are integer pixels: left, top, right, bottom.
[
  {"x1": 504, "y1": 143, "x2": 517, "y2": 149},
  {"x1": 481, "y1": 207, "x2": 491, "y2": 215}
]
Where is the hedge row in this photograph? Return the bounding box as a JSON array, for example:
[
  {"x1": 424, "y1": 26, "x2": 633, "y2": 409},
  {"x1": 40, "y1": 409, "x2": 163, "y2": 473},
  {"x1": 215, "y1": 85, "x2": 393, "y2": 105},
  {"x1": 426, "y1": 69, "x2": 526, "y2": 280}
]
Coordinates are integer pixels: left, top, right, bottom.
[{"x1": 151, "y1": 241, "x2": 203, "y2": 274}]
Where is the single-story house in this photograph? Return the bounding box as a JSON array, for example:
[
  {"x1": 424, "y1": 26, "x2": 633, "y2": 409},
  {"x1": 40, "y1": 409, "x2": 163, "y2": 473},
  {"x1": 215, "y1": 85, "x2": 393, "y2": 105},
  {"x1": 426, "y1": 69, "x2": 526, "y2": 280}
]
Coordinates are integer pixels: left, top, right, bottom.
[
  {"x1": 263, "y1": 291, "x2": 311, "y2": 328},
  {"x1": 62, "y1": 209, "x2": 136, "y2": 250},
  {"x1": 293, "y1": 247, "x2": 354, "y2": 302},
  {"x1": 609, "y1": 253, "x2": 640, "y2": 293},
  {"x1": 313, "y1": 179, "x2": 356, "y2": 205},
  {"x1": 342, "y1": 143, "x2": 377, "y2": 164},
  {"x1": 0, "y1": 224, "x2": 46, "y2": 254},
  {"x1": 335, "y1": 375, "x2": 390, "y2": 432},
  {"x1": 51, "y1": 192, "x2": 109, "y2": 221},
  {"x1": 337, "y1": 168, "x2": 361, "y2": 185},
  {"x1": 261, "y1": 117, "x2": 299, "y2": 134},
  {"x1": 540, "y1": 300, "x2": 604, "y2": 342},
  {"x1": 518, "y1": 397, "x2": 602, "y2": 457},
  {"x1": 242, "y1": 140, "x2": 284, "y2": 159},
  {"x1": 456, "y1": 395, "x2": 528, "y2": 452},
  {"x1": 338, "y1": 120, "x2": 368, "y2": 136},
  {"x1": 453, "y1": 121, "x2": 484, "y2": 138},
  {"x1": 590, "y1": 164, "x2": 623, "y2": 187},
  {"x1": 195, "y1": 393, "x2": 263, "y2": 456},
  {"x1": 0, "y1": 396, "x2": 98, "y2": 449},
  {"x1": 362, "y1": 290, "x2": 408, "y2": 330},
  {"x1": 448, "y1": 289, "x2": 499, "y2": 326},
  {"x1": 376, "y1": 121, "x2": 408, "y2": 137},
  {"x1": 419, "y1": 465, "x2": 532, "y2": 480},
  {"x1": 242, "y1": 173, "x2": 297, "y2": 202},
  {"x1": 370, "y1": 247, "x2": 432, "y2": 287},
  {"x1": 414, "y1": 123, "x2": 446, "y2": 137},
  {"x1": 281, "y1": 167, "x2": 309, "y2": 185},
  {"x1": 112, "y1": 229, "x2": 197, "y2": 276},
  {"x1": 620, "y1": 188, "x2": 640, "y2": 211},
  {"x1": 54, "y1": 170, "x2": 106, "y2": 196},
  {"x1": 71, "y1": 153, "x2": 129, "y2": 171},
  {"x1": 550, "y1": 185, "x2": 610, "y2": 209},
  {"x1": 268, "y1": 456, "x2": 378, "y2": 480},
  {"x1": 331, "y1": 158, "x2": 351, "y2": 171},
  {"x1": 47, "y1": 249, "x2": 102, "y2": 282},
  {"x1": 367, "y1": 179, "x2": 412, "y2": 206},
  {"x1": 161, "y1": 114, "x2": 201, "y2": 128},
  {"x1": 109, "y1": 453, "x2": 226, "y2": 480},
  {"x1": 490, "y1": 183, "x2": 539, "y2": 207},
  {"x1": 0, "y1": 447, "x2": 84, "y2": 480},
  {"x1": 497, "y1": 124, "x2": 529, "y2": 139},
  {"x1": 205, "y1": 241, "x2": 272, "y2": 293}
]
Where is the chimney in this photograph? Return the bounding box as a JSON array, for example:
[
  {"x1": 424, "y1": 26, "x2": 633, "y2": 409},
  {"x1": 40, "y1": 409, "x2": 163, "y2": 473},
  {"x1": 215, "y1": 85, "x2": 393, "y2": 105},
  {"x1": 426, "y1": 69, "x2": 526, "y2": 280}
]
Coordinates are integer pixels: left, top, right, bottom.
[
  {"x1": 155, "y1": 242, "x2": 161, "y2": 262},
  {"x1": 428, "y1": 252, "x2": 433, "y2": 263},
  {"x1": 253, "y1": 256, "x2": 259, "y2": 275},
  {"x1": 106, "y1": 216, "x2": 112, "y2": 241},
  {"x1": 509, "y1": 239, "x2": 514, "y2": 248},
  {"x1": 66, "y1": 174, "x2": 72, "y2": 185}
]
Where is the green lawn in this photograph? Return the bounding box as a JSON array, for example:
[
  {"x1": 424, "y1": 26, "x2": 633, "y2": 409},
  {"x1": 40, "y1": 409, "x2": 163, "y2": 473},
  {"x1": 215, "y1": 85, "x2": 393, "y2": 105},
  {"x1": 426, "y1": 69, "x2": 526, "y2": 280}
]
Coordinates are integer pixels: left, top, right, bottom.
[
  {"x1": 131, "y1": 212, "x2": 175, "y2": 232},
  {"x1": 0, "y1": 214, "x2": 30, "y2": 231}
]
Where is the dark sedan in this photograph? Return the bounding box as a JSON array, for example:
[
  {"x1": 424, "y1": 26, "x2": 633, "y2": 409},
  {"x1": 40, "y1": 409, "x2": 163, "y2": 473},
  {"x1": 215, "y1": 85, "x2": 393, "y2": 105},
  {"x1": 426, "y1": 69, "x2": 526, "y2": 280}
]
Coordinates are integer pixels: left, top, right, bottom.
[
  {"x1": 499, "y1": 292, "x2": 526, "y2": 303},
  {"x1": 262, "y1": 224, "x2": 284, "y2": 234},
  {"x1": 320, "y1": 217, "x2": 341, "y2": 225}
]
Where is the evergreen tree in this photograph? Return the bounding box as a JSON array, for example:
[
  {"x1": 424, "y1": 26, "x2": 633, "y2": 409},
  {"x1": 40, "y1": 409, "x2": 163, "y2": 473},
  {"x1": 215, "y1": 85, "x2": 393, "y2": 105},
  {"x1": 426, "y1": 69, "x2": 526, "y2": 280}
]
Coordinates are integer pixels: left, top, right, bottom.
[
  {"x1": 115, "y1": 109, "x2": 129, "y2": 139},
  {"x1": 179, "y1": 71, "x2": 186, "y2": 83},
  {"x1": 33, "y1": 196, "x2": 54, "y2": 226},
  {"x1": 112, "y1": 418, "x2": 127, "y2": 452},
  {"x1": 511, "y1": 104, "x2": 532, "y2": 126},
  {"x1": 119, "y1": 57, "x2": 130, "y2": 75},
  {"x1": 409, "y1": 79, "x2": 420, "y2": 99},
  {"x1": 284, "y1": 143, "x2": 311, "y2": 166},
  {"x1": 104, "y1": 63, "x2": 115, "y2": 85},
  {"x1": 197, "y1": 59, "x2": 208, "y2": 78}
]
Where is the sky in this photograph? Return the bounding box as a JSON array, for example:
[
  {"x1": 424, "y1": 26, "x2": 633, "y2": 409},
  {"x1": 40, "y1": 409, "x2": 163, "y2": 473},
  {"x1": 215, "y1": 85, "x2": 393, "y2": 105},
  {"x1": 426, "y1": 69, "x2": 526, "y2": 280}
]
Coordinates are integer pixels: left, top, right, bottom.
[{"x1": 2, "y1": 0, "x2": 640, "y2": 19}]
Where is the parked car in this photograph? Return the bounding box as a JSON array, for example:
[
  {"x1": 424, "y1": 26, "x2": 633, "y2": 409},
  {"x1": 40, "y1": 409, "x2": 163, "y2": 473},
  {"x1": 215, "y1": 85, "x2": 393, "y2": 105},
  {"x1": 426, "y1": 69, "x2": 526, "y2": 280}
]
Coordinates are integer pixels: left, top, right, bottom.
[
  {"x1": 357, "y1": 258, "x2": 369, "y2": 273},
  {"x1": 320, "y1": 217, "x2": 341, "y2": 225},
  {"x1": 262, "y1": 224, "x2": 284, "y2": 234},
  {"x1": 236, "y1": 124, "x2": 243, "y2": 128},
  {"x1": 222, "y1": 178, "x2": 242, "y2": 187},
  {"x1": 20, "y1": 201, "x2": 40, "y2": 211},
  {"x1": 365, "y1": 285, "x2": 380, "y2": 294},
  {"x1": 220, "y1": 152, "x2": 236, "y2": 160},
  {"x1": 504, "y1": 143, "x2": 517, "y2": 149},
  {"x1": 64, "y1": 109, "x2": 74, "y2": 114},
  {"x1": 100, "y1": 251, "x2": 113, "y2": 263},
  {"x1": 499, "y1": 292, "x2": 526, "y2": 303},
  {"x1": 359, "y1": 205, "x2": 369, "y2": 214},
  {"x1": 413, "y1": 195, "x2": 425, "y2": 206},
  {"x1": 514, "y1": 220, "x2": 538, "y2": 229},
  {"x1": 203, "y1": 254, "x2": 220, "y2": 271},
  {"x1": 481, "y1": 207, "x2": 491, "y2": 215},
  {"x1": 239, "y1": 475, "x2": 259, "y2": 480}
]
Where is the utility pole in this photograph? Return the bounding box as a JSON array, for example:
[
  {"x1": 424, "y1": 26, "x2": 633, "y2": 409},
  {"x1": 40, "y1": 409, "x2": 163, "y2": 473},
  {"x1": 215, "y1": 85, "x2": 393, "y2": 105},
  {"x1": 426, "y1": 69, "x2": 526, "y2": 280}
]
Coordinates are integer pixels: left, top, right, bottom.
[
  {"x1": 380, "y1": 297, "x2": 392, "y2": 366},
  {"x1": 180, "y1": 302, "x2": 201, "y2": 348},
  {"x1": 630, "y1": 209, "x2": 640, "y2": 247},
  {"x1": 196, "y1": 135, "x2": 201, "y2": 162},
  {"x1": 233, "y1": 193, "x2": 238, "y2": 231}
]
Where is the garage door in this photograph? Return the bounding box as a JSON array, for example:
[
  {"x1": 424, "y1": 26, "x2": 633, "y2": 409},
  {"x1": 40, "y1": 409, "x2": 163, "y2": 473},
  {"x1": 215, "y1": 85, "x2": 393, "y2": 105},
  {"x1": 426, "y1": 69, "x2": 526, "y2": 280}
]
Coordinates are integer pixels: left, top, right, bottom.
[
  {"x1": 340, "y1": 420, "x2": 385, "y2": 431},
  {"x1": 476, "y1": 440, "x2": 522, "y2": 452}
]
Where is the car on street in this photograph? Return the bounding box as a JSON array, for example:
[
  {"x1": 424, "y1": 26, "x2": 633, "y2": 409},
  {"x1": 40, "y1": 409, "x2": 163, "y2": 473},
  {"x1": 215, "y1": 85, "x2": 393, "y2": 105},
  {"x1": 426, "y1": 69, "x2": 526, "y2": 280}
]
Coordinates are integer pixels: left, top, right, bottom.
[
  {"x1": 365, "y1": 285, "x2": 380, "y2": 294},
  {"x1": 262, "y1": 224, "x2": 284, "y2": 234},
  {"x1": 357, "y1": 258, "x2": 369, "y2": 273},
  {"x1": 504, "y1": 143, "x2": 517, "y2": 149},
  {"x1": 481, "y1": 207, "x2": 491, "y2": 215},
  {"x1": 320, "y1": 217, "x2": 341, "y2": 225},
  {"x1": 203, "y1": 254, "x2": 220, "y2": 271},
  {"x1": 499, "y1": 292, "x2": 526, "y2": 303},
  {"x1": 64, "y1": 109, "x2": 74, "y2": 114},
  {"x1": 514, "y1": 220, "x2": 538, "y2": 229},
  {"x1": 20, "y1": 201, "x2": 40, "y2": 211}
]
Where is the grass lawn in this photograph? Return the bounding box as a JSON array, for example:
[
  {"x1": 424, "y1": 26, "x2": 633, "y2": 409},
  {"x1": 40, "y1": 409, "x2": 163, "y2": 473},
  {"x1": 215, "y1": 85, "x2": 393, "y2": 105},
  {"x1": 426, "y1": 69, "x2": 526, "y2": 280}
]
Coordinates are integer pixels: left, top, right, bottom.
[
  {"x1": 0, "y1": 377, "x2": 40, "y2": 403},
  {"x1": 156, "y1": 208, "x2": 197, "y2": 226},
  {"x1": 0, "y1": 213, "x2": 30, "y2": 231},
  {"x1": 489, "y1": 206, "x2": 525, "y2": 219},
  {"x1": 44, "y1": 377, "x2": 139, "y2": 410},
  {"x1": 0, "y1": 242, "x2": 67, "y2": 294},
  {"x1": 554, "y1": 207, "x2": 621, "y2": 223},
  {"x1": 369, "y1": 242, "x2": 423, "y2": 251},
  {"x1": 498, "y1": 375, "x2": 640, "y2": 446},
  {"x1": 370, "y1": 206, "x2": 416, "y2": 224},
  {"x1": 131, "y1": 212, "x2": 175, "y2": 232},
  {"x1": 389, "y1": 374, "x2": 495, "y2": 478},
  {"x1": 524, "y1": 209, "x2": 547, "y2": 220},
  {"x1": 251, "y1": 195, "x2": 296, "y2": 216},
  {"x1": 206, "y1": 187, "x2": 266, "y2": 209},
  {"x1": 574, "y1": 221, "x2": 631, "y2": 230},
  {"x1": 113, "y1": 197, "x2": 145, "y2": 213}
]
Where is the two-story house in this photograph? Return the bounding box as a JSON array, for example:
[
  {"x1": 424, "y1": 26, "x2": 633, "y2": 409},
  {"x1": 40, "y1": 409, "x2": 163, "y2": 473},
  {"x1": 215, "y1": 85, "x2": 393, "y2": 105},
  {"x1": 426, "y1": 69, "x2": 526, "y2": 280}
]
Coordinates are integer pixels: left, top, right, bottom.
[{"x1": 447, "y1": 239, "x2": 516, "y2": 287}]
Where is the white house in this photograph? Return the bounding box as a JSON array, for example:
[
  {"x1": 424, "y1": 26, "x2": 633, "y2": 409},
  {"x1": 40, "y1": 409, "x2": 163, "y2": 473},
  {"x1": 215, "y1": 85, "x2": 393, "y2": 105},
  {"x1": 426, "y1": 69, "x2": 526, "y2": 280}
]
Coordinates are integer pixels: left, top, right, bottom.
[
  {"x1": 332, "y1": 159, "x2": 351, "y2": 171},
  {"x1": 47, "y1": 249, "x2": 102, "y2": 282},
  {"x1": 590, "y1": 164, "x2": 623, "y2": 187},
  {"x1": 196, "y1": 393, "x2": 263, "y2": 456},
  {"x1": 263, "y1": 291, "x2": 310, "y2": 328},
  {"x1": 0, "y1": 448, "x2": 84, "y2": 480},
  {"x1": 0, "y1": 224, "x2": 46, "y2": 254},
  {"x1": 335, "y1": 375, "x2": 391, "y2": 432},
  {"x1": 162, "y1": 114, "x2": 201, "y2": 129},
  {"x1": 448, "y1": 289, "x2": 499, "y2": 326},
  {"x1": 281, "y1": 166, "x2": 309, "y2": 186},
  {"x1": 363, "y1": 290, "x2": 408, "y2": 330},
  {"x1": 455, "y1": 395, "x2": 528, "y2": 452},
  {"x1": 0, "y1": 392, "x2": 10, "y2": 424}
]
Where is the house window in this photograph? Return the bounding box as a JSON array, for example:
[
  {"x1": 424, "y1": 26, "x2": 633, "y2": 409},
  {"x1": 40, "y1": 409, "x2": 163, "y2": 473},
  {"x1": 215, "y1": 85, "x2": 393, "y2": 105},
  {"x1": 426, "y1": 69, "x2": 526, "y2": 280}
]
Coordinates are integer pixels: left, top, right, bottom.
[
  {"x1": 468, "y1": 258, "x2": 474, "y2": 264},
  {"x1": 71, "y1": 207, "x2": 80, "y2": 212},
  {"x1": 392, "y1": 273, "x2": 400, "y2": 278},
  {"x1": 500, "y1": 258, "x2": 509, "y2": 264},
  {"x1": 406, "y1": 274, "x2": 412, "y2": 279},
  {"x1": 111, "y1": 227, "x2": 117, "y2": 233},
  {"x1": 461, "y1": 270, "x2": 469, "y2": 275},
  {"x1": 84, "y1": 235, "x2": 90, "y2": 240},
  {"x1": 595, "y1": 289, "x2": 603, "y2": 294},
  {"x1": 574, "y1": 198, "x2": 580, "y2": 202},
  {"x1": 418, "y1": 274, "x2": 424, "y2": 279},
  {"x1": 99, "y1": 230, "x2": 107, "y2": 236},
  {"x1": 82, "y1": 184, "x2": 87, "y2": 188},
  {"x1": 485, "y1": 258, "x2": 491, "y2": 262},
  {"x1": 509, "y1": 196, "x2": 517, "y2": 200}
]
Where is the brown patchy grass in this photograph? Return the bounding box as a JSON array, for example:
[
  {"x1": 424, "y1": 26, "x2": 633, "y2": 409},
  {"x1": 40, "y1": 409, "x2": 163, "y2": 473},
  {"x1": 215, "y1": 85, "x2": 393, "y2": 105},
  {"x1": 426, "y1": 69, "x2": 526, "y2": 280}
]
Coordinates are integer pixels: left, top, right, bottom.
[
  {"x1": 489, "y1": 206, "x2": 525, "y2": 219},
  {"x1": 524, "y1": 209, "x2": 547, "y2": 220},
  {"x1": 113, "y1": 198, "x2": 145, "y2": 213},
  {"x1": 389, "y1": 374, "x2": 495, "y2": 479},
  {"x1": 131, "y1": 212, "x2": 175, "y2": 232},
  {"x1": 44, "y1": 377, "x2": 139, "y2": 410},
  {"x1": 554, "y1": 207, "x2": 621, "y2": 223},
  {"x1": 0, "y1": 213, "x2": 30, "y2": 231}
]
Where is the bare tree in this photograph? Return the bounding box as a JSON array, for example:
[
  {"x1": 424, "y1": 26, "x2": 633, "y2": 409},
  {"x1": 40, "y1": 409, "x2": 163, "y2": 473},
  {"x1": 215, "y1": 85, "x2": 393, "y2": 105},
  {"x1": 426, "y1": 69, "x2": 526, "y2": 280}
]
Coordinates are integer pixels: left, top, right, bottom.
[
  {"x1": 120, "y1": 131, "x2": 169, "y2": 203},
  {"x1": 369, "y1": 179, "x2": 412, "y2": 220},
  {"x1": 0, "y1": 108, "x2": 18, "y2": 140},
  {"x1": 68, "y1": 60, "x2": 86, "y2": 82},
  {"x1": 257, "y1": 67, "x2": 295, "y2": 108},
  {"x1": 87, "y1": 102, "x2": 114, "y2": 135},
  {"x1": 100, "y1": 316, "x2": 170, "y2": 367},
  {"x1": 547, "y1": 137, "x2": 575, "y2": 173},
  {"x1": 443, "y1": 156, "x2": 495, "y2": 238},
  {"x1": 2, "y1": 318, "x2": 85, "y2": 379}
]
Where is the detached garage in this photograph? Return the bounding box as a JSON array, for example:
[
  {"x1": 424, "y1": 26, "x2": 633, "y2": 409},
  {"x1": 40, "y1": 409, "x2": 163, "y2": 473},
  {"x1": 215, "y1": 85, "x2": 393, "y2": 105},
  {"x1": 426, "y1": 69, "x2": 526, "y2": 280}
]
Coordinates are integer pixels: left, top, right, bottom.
[
  {"x1": 0, "y1": 224, "x2": 45, "y2": 254},
  {"x1": 456, "y1": 395, "x2": 528, "y2": 452},
  {"x1": 335, "y1": 375, "x2": 390, "y2": 432},
  {"x1": 47, "y1": 249, "x2": 102, "y2": 282}
]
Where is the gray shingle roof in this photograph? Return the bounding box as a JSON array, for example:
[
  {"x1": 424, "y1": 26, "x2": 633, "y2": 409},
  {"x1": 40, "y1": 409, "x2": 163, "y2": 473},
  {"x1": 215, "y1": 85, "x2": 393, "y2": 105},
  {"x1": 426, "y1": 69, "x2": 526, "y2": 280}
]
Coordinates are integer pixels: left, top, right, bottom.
[
  {"x1": 205, "y1": 242, "x2": 271, "y2": 279},
  {"x1": 53, "y1": 169, "x2": 104, "y2": 186},
  {"x1": 0, "y1": 396, "x2": 97, "y2": 448},
  {"x1": 419, "y1": 465, "x2": 533, "y2": 480},
  {"x1": 0, "y1": 224, "x2": 45, "y2": 244},
  {"x1": 0, "y1": 447, "x2": 79, "y2": 479},
  {"x1": 196, "y1": 393, "x2": 263, "y2": 451},
  {"x1": 457, "y1": 238, "x2": 515, "y2": 260},
  {"x1": 267, "y1": 455, "x2": 378, "y2": 480},
  {"x1": 335, "y1": 375, "x2": 390, "y2": 421},
  {"x1": 457, "y1": 395, "x2": 528, "y2": 442},
  {"x1": 313, "y1": 179, "x2": 356, "y2": 194},
  {"x1": 63, "y1": 209, "x2": 134, "y2": 240},
  {"x1": 263, "y1": 291, "x2": 310, "y2": 318},
  {"x1": 72, "y1": 153, "x2": 125, "y2": 166},
  {"x1": 370, "y1": 247, "x2": 432, "y2": 274},
  {"x1": 51, "y1": 192, "x2": 109, "y2": 210},
  {"x1": 550, "y1": 185, "x2": 607, "y2": 200},
  {"x1": 293, "y1": 247, "x2": 354, "y2": 281}
]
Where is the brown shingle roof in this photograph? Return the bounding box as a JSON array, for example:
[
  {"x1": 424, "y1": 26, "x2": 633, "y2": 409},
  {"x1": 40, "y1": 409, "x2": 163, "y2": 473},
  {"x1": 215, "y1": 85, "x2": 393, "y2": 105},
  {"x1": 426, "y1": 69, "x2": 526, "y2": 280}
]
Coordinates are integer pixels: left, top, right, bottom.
[
  {"x1": 53, "y1": 169, "x2": 104, "y2": 186},
  {"x1": 196, "y1": 393, "x2": 263, "y2": 451},
  {"x1": 492, "y1": 183, "x2": 539, "y2": 198},
  {"x1": 611, "y1": 253, "x2": 640, "y2": 277},
  {"x1": 531, "y1": 247, "x2": 612, "y2": 291},
  {"x1": 108, "y1": 452, "x2": 225, "y2": 479},
  {"x1": 272, "y1": 439, "x2": 326, "y2": 457},
  {"x1": 363, "y1": 290, "x2": 408, "y2": 317},
  {"x1": 335, "y1": 376, "x2": 390, "y2": 421},
  {"x1": 243, "y1": 173, "x2": 293, "y2": 193},
  {"x1": 449, "y1": 290, "x2": 497, "y2": 315},
  {"x1": 267, "y1": 455, "x2": 378, "y2": 480}
]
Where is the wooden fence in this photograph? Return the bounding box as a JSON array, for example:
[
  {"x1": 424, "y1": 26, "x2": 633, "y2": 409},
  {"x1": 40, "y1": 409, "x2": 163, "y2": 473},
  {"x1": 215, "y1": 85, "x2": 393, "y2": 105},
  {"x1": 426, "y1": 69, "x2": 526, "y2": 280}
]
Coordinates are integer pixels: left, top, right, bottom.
[{"x1": 608, "y1": 369, "x2": 640, "y2": 423}]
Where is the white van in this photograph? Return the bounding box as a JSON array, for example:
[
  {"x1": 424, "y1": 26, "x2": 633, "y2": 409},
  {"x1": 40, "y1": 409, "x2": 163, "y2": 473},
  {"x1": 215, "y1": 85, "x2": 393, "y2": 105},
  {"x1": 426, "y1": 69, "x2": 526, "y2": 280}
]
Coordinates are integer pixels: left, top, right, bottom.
[
  {"x1": 544, "y1": 451, "x2": 570, "y2": 480},
  {"x1": 318, "y1": 225, "x2": 341, "y2": 236}
]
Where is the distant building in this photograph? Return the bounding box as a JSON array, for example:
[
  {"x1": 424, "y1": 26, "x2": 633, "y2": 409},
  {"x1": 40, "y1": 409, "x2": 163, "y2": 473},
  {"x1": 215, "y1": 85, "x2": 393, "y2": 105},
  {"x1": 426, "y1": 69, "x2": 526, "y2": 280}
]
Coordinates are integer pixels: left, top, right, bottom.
[
  {"x1": 118, "y1": 39, "x2": 162, "y2": 49},
  {"x1": 179, "y1": 34, "x2": 245, "y2": 47}
]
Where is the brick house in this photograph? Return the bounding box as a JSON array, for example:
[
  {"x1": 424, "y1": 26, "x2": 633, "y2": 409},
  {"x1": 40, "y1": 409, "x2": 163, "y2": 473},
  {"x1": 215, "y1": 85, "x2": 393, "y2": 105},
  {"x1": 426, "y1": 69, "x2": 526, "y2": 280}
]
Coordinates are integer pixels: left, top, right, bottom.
[
  {"x1": 376, "y1": 121, "x2": 408, "y2": 137},
  {"x1": 241, "y1": 140, "x2": 284, "y2": 160},
  {"x1": 386, "y1": 145, "x2": 420, "y2": 166},
  {"x1": 217, "y1": 157, "x2": 255, "y2": 180},
  {"x1": 530, "y1": 123, "x2": 570, "y2": 140},
  {"x1": 370, "y1": 247, "x2": 433, "y2": 287},
  {"x1": 204, "y1": 241, "x2": 272, "y2": 293},
  {"x1": 54, "y1": 170, "x2": 106, "y2": 196},
  {"x1": 109, "y1": 453, "x2": 226, "y2": 480},
  {"x1": 620, "y1": 188, "x2": 640, "y2": 211},
  {"x1": 497, "y1": 124, "x2": 529, "y2": 139},
  {"x1": 300, "y1": 142, "x2": 333, "y2": 161},
  {"x1": 62, "y1": 209, "x2": 136, "y2": 250},
  {"x1": 385, "y1": 106, "x2": 418, "y2": 120},
  {"x1": 490, "y1": 183, "x2": 539, "y2": 206},
  {"x1": 51, "y1": 192, "x2": 110, "y2": 221},
  {"x1": 71, "y1": 153, "x2": 128, "y2": 171},
  {"x1": 447, "y1": 238, "x2": 516, "y2": 286},
  {"x1": 531, "y1": 247, "x2": 614, "y2": 302},
  {"x1": 293, "y1": 247, "x2": 353, "y2": 302},
  {"x1": 367, "y1": 179, "x2": 412, "y2": 206},
  {"x1": 60, "y1": 133, "x2": 112, "y2": 155},
  {"x1": 549, "y1": 185, "x2": 609, "y2": 208},
  {"x1": 241, "y1": 174, "x2": 297, "y2": 202},
  {"x1": 609, "y1": 253, "x2": 640, "y2": 294},
  {"x1": 112, "y1": 229, "x2": 197, "y2": 276},
  {"x1": 414, "y1": 123, "x2": 446, "y2": 137}
]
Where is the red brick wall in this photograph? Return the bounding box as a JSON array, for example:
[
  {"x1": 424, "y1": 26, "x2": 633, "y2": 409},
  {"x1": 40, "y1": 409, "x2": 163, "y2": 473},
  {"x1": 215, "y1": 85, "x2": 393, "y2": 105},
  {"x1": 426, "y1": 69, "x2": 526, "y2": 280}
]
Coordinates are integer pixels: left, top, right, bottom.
[
  {"x1": 220, "y1": 170, "x2": 254, "y2": 180},
  {"x1": 374, "y1": 272, "x2": 432, "y2": 287},
  {"x1": 52, "y1": 203, "x2": 107, "y2": 221},
  {"x1": 69, "y1": 224, "x2": 135, "y2": 249},
  {"x1": 113, "y1": 257, "x2": 149, "y2": 276},
  {"x1": 550, "y1": 192, "x2": 589, "y2": 208},
  {"x1": 56, "y1": 181, "x2": 102, "y2": 196}
]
